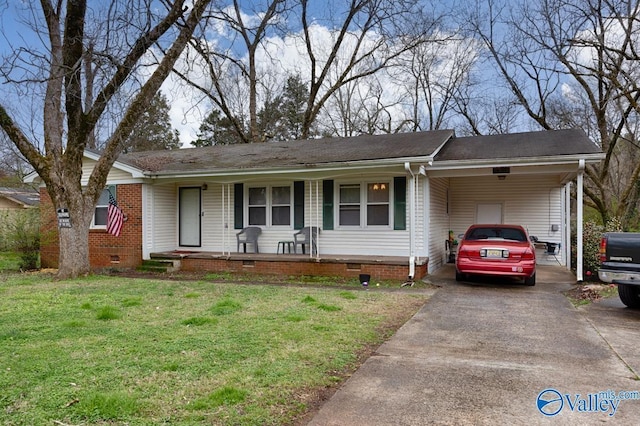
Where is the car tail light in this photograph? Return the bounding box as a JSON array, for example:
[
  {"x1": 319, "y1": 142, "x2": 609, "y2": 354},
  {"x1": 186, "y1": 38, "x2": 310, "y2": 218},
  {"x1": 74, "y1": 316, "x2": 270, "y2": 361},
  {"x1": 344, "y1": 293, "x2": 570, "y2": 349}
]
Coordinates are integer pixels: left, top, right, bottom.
[
  {"x1": 599, "y1": 236, "x2": 607, "y2": 263},
  {"x1": 521, "y1": 246, "x2": 535, "y2": 260}
]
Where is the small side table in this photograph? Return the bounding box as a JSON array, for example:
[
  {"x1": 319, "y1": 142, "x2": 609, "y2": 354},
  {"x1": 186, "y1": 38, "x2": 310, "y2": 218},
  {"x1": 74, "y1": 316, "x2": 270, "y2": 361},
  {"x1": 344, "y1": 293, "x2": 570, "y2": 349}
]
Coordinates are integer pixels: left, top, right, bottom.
[{"x1": 277, "y1": 241, "x2": 295, "y2": 254}]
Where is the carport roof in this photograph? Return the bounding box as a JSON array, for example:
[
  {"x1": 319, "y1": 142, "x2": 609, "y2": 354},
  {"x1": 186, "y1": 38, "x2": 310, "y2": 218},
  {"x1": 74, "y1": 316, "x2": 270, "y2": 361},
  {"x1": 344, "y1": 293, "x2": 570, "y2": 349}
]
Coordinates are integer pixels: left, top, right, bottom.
[
  {"x1": 118, "y1": 129, "x2": 454, "y2": 174},
  {"x1": 434, "y1": 128, "x2": 601, "y2": 161}
]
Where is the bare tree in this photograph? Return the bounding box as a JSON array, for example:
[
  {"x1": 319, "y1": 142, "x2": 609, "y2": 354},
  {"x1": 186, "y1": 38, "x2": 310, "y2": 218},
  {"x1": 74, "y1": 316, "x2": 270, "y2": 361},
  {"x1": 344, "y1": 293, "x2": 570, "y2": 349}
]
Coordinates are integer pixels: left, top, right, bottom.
[
  {"x1": 0, "y1": 0, "x2": 212, "y2": 278},
  {"x1": 177, "y1": 0, "x2": 438, "y2": 142},
  {"x1": 464, "y1": 0, "x2": 640, "y2": 228},
  {"x1": 297, "y1": 0, "x2": 438, "y2": 139},
  {"x1": 176, "y1": 0, "x2": 290, "y2": 143},
  {"x1": 390, "y1": 32, "x2": 480, "y2": 132}
]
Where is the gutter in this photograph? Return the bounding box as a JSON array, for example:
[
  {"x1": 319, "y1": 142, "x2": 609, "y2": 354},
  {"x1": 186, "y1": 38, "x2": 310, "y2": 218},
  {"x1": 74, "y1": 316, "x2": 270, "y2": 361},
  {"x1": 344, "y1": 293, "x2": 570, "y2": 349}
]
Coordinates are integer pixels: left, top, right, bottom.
[
  {"x1": 428, "y1": 153, "x2": 605, "y2": 171},
  {"x1": 141, "y1": 155, "x2": 436, "y2": 179}
]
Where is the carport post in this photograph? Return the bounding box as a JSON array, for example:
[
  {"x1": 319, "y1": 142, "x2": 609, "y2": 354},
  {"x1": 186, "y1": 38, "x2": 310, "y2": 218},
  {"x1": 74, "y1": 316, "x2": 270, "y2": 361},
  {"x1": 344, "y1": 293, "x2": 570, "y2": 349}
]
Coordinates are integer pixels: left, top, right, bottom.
[{"x1": 576, "y1": 160, "x2": 584, "y2": 282}]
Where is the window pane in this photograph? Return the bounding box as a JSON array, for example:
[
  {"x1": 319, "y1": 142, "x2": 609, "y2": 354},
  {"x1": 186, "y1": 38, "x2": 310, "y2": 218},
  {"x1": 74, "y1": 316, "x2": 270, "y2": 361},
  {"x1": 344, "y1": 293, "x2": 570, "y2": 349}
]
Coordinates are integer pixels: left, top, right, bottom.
[
  {"x1": 367, "y1": 204, "x2": 389, "y2": 225},
  {"x1": 272, "y1": 186, "x2": 290, "y2": 205},
  {"x1": 367, "y1": 183, "x2": 389, "y2": 203},
  {"x1": 94, "y1": 206, "x2": 108, "y2": 226},
  {"x1": 339, "y1": 206, "x2": 360, "y2": 226},
  {"x1": 249, "y1": 206, "x2": 266, "y2": 225},
  {"x1": 340, "y1": 184, "x2": 360, "y2": 203},
  {"x1": 272, "y1": 206, "x2": 290, "y2": 225},
  {"x1": 249, "y1": 187, "x2": 266, "y2": 205},
  {"x1": 97, "y1": 188, "x2": 110, "y2": 205}
]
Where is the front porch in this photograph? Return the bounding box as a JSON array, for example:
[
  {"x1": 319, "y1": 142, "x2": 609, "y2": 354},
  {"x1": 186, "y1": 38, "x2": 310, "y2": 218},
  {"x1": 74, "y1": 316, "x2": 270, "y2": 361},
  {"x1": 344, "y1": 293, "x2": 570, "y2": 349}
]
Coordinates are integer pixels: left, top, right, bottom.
[{"x1": 149, "y1": 251, "x2": 428, "y2": 282}]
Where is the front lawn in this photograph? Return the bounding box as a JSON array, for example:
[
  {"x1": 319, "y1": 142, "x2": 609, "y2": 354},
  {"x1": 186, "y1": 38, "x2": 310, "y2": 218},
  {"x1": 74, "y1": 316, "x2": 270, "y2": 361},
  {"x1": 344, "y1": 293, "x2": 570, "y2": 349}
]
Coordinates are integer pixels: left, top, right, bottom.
[
  {"x1": 0, "y1": 251, "x2": 21, "y2": 271},
  {"x1": 0, "y1": 273, "x2": 428, "y2": 425}
]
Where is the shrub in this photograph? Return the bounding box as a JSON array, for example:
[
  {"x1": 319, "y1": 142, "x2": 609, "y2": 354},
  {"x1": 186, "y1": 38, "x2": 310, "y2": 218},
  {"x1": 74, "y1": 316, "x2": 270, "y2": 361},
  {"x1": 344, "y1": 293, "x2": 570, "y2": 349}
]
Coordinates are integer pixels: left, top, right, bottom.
[
  {"x1": 572, "y1": 217, "x2": 623, "y2": 280},
  {"x1": 0, "y1": 208, "x2": 40, "y2": 270}
]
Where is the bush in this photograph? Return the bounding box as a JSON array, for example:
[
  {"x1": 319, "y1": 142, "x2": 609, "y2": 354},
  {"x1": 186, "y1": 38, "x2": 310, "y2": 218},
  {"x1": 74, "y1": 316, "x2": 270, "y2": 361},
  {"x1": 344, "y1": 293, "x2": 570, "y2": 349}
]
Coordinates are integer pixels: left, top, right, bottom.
[
  {"x1": 572, "y1": 217, "x2": 622, "y2": 280},
  {"x1": 0, "y1": 208, "x2": 40, "y2": 270}
]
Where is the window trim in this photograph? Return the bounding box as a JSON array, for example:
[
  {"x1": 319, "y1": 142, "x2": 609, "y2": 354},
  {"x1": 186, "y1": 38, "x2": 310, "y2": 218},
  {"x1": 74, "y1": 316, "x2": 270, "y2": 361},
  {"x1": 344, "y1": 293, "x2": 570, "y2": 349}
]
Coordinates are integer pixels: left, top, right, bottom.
[
  {"x1": 335, "y1": 180, "x2": 393, "y2": 229},
  {"x1": 245, "y1": 184, "x2": 293, "y2": 228},
  {"x1": 91, "y1": 185, "x2": 116, "y2": 229}
]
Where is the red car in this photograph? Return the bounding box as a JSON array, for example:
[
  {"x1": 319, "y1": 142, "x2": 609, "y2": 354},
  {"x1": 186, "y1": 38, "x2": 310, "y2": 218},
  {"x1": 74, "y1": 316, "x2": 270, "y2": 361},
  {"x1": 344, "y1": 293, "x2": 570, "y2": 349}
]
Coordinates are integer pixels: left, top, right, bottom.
[{"x1": 455, "y1": 224, "x2": 536, "y2": 286}]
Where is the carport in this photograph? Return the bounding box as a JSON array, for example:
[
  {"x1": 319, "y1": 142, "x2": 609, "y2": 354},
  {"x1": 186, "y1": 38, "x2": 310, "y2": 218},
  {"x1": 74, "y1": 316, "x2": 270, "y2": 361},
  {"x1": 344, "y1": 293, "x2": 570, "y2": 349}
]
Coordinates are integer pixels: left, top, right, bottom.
[{"x1": 423, "y1": 129, "x2": 604, "y2": 281}]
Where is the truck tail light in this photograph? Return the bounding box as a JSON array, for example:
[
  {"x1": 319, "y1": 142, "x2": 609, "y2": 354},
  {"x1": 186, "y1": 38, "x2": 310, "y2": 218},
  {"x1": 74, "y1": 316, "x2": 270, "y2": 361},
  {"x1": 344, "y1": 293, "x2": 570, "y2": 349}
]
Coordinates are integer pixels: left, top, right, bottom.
[{"x1": 599, "y1": 236, "x2": 607, "y2": 263}]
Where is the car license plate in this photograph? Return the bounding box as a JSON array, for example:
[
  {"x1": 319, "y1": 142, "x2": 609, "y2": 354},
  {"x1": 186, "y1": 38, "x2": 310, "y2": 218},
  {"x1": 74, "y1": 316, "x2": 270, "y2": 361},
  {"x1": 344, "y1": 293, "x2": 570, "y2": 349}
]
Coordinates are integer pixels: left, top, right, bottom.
[{"x1": 486, "y1": 249, "x2": 504, "y2": 258}]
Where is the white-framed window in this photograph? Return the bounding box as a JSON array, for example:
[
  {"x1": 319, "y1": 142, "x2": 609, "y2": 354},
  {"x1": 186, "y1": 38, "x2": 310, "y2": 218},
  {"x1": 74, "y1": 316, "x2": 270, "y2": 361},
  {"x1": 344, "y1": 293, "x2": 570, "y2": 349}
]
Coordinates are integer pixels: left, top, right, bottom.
[
  {"x1": 339, "y1": 184, "x2": 360, "y2": 226},
  {"x1": 92, "y1": 186, "x2": 115, "y2": 228},
  {"x1": 338, "y1": 181, "x2": 390, "y2": 227},
  {"x1": 247, "y1": 185, "x2": 292, "y2": 227},
  {"x1": 248, "y1": 187, "x2": 267, "y2": 225},
  {"x1": 366, "y1": 182, "x2": 390, "y2": 226}
]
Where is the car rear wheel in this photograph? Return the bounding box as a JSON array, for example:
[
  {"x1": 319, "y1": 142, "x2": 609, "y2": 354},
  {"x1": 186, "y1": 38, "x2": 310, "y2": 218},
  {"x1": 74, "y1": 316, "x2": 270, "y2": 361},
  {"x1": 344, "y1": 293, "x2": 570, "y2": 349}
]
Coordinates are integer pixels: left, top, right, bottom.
[
  {"x1": 618, "y1": 283, "x2": 640, "y2": 309},
  {"x1": 524, "y1": 273, "x2": 536, "y2": 286},
  {"x1": 455, "y1": 270, "x2": 465, "y2": 281}
]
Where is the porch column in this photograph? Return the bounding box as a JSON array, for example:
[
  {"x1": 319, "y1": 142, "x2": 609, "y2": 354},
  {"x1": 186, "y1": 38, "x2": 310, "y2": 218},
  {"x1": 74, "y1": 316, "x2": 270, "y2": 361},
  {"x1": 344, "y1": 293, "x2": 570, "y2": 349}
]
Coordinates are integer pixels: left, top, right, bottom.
[
  {"x1": 564, "y1": 182, "x2": 572, "y2": 271},
  {"x1": 308, "y1": 180, "x2": 321, "y2": 258},
  {"x1": 577, "y1": 160, "x2": 585, "y2": 282}
]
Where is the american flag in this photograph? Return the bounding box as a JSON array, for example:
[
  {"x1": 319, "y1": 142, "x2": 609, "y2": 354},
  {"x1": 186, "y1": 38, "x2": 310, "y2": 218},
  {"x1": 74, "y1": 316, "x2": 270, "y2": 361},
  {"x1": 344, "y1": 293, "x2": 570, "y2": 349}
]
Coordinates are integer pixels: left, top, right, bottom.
[{"x1": 107, "y1": 191, "x2": 124, "y2": 237}]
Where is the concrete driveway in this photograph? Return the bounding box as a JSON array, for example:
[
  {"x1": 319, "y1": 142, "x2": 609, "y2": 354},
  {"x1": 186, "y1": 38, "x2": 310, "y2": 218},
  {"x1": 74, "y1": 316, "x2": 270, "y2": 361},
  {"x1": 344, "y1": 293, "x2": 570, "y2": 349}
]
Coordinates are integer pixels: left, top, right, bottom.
[{"x1": 308, "y1": 265, "x2": 640, "y2": 425}]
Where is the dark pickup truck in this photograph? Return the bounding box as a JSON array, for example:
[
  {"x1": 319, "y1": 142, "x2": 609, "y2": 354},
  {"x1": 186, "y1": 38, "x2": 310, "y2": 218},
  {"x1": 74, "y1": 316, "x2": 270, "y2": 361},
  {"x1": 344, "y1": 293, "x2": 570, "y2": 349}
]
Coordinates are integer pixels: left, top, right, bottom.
[{"x1": 598, "y1": 232, "x2": 640, "y2": 308}]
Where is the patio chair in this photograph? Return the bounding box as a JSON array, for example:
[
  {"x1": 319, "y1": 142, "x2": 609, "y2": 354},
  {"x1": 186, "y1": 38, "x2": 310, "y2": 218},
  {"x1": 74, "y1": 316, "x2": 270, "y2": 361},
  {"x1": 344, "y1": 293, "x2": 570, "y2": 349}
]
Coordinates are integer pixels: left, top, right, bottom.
[
  {"x1": 236, "y1": 226, "x2": 262, "y2": 253},
  {"x1": 293, "y1": 226, "x2": 320, "y2": 255}
]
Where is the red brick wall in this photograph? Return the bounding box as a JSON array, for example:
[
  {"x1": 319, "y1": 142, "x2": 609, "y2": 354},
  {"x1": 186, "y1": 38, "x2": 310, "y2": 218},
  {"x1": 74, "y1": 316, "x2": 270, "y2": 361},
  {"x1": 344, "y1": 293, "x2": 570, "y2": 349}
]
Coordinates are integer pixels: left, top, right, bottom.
[
  {"x1": 39, "y1": 184, "x2": 143, "y2": 269},
  {"x1": 180, "y1": 257, "x2": 427, "y2": 281}
]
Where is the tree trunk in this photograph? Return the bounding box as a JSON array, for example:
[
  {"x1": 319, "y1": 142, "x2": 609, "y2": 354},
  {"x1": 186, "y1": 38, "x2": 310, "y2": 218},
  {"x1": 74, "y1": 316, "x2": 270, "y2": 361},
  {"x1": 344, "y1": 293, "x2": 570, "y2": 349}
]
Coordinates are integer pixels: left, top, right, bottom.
[{"x1": 57, "y1": 223, "x2": 91, "y2": 278}]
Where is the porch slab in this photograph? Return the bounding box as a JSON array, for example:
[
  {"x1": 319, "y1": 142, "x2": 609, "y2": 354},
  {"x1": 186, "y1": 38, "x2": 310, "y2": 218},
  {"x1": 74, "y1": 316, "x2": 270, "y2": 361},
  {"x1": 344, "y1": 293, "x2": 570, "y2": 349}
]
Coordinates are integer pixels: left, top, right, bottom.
[{"x1": 149, "y1": 251, "x2": 428, "y2": 281}]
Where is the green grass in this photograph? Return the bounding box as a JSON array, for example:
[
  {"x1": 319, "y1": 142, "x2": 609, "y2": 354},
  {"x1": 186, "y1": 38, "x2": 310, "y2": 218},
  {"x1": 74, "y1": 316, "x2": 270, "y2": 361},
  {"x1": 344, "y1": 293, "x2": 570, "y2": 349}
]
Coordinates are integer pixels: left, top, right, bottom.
[
  {"x1": 0, "y1": 251, "x2": 21, "y2": 271},
  {"x1": 0, "y1": 273, "x2": 428, "y2": 425}
]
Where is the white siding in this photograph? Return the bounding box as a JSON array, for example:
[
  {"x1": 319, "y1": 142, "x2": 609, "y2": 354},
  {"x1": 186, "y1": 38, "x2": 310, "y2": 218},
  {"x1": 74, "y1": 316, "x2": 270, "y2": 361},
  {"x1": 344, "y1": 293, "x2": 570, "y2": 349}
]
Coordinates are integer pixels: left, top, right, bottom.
[
  {"x1": 428, "y1": 177, "x2": 450, "y2": 272},
  {"x1": 449, "y1": 175, "x2": 564, "y2": 260},
  {"x1": 146, "y1": 183, "x2": 176, "y2": 253},
  {"x1": 81, "y1": 158, "x2": 135, "y2": 184},
  {"x1": 201, "y1": 183, "x2": 238, "y2": 253},
  {"x1": 310, "y1": 179, "x2": 410, "y2": 257},
  {"x1": 144, "y1": 176, "x2": 414, "y2": 257}
]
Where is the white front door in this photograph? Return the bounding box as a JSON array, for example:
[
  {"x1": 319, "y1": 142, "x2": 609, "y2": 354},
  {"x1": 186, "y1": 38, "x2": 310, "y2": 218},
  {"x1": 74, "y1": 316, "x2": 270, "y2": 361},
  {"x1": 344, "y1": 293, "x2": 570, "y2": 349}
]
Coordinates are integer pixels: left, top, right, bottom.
[
  {"x1": 476, "y1": 203, "x2": 503, "y2": 224},
  {"x1": 179, "y1": 187, "x2": 201, "y2": 247}
]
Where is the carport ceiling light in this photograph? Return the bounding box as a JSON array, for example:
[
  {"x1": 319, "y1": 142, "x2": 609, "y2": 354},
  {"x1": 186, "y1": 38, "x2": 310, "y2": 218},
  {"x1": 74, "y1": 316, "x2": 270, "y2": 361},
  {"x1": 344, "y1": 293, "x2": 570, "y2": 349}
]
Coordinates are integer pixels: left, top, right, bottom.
[{"x1": 493, "y1": 167, "x2": 511, "y2": 175}]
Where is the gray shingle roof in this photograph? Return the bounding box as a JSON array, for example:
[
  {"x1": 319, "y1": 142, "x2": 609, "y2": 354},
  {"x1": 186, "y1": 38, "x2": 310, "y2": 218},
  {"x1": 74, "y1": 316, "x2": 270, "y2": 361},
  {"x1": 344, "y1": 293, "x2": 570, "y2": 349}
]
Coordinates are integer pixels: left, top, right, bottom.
[
  {"x1": 118, "y1": 130, "x2": 454, "y2": 174},
  {"x1": 434, "y1": 129, "x2": 601, "y2": 161},
  {"x1": 0, "y1": 187, "x2": 40, "y2": 207}
]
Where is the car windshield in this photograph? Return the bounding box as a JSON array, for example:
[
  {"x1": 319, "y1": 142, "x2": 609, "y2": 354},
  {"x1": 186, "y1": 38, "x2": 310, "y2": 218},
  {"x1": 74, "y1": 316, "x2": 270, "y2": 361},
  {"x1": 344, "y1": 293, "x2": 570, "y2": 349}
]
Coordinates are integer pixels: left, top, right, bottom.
[{"x1": 465, "y1": 227, "x2": 526, "y2": 242}]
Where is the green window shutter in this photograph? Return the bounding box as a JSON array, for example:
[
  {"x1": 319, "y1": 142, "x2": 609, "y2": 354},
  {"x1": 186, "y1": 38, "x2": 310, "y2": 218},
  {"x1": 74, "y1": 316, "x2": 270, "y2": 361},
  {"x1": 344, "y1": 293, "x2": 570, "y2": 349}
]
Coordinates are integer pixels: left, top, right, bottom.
[
  {"x1": 394, "y1": 176, "x2": 407, "y2": 230},
  {"x1": 234, "y1": 183, "x2": 244, "y2": 229},
  {"x1": 322, "y1": 180, "x2": 334, "y2": 230},
  {"x1": 294, "y1": 181, "x2": 305, "y2": 230}
]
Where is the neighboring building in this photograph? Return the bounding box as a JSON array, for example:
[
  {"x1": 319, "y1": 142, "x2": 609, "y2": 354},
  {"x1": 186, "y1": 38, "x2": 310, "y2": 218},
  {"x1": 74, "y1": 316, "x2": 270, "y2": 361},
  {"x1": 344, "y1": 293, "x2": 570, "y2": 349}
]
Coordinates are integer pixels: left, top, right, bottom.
[
  {"x1": 0, "y1": 187, "x2": 39, "y2": 210},
  {"x1": 27, "y1": 129, "x2": 604, "y2": 281}
]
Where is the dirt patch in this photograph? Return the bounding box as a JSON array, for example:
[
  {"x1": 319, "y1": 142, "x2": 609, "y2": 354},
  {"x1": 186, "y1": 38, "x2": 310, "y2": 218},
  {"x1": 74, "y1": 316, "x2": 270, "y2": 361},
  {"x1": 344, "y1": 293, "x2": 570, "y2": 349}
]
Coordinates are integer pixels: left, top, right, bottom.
[{"x1": 564, "y1": 282, "x2": 618, "y2": 305}]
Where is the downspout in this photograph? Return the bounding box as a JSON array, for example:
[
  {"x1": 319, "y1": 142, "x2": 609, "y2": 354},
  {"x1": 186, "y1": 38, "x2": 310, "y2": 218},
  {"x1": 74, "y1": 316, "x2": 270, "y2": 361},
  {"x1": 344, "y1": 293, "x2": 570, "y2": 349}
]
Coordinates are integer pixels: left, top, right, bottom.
[
  {"x1": 577, "y1": 160, "x2": 585, "y2": 282},
  {"x1": 404, "y1": 162, "x2": 416, "y2": 280},
  {"x1": 565, "y1": 181, "x2": 571, "y2": 271}
]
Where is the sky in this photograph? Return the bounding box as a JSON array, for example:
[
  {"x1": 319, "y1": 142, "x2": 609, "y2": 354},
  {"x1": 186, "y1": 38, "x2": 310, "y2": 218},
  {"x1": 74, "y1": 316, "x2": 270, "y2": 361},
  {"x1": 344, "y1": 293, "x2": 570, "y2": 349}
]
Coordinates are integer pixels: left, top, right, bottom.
[{"x1": 0, "y1": 1, "x2": 527, "y2": 150}]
